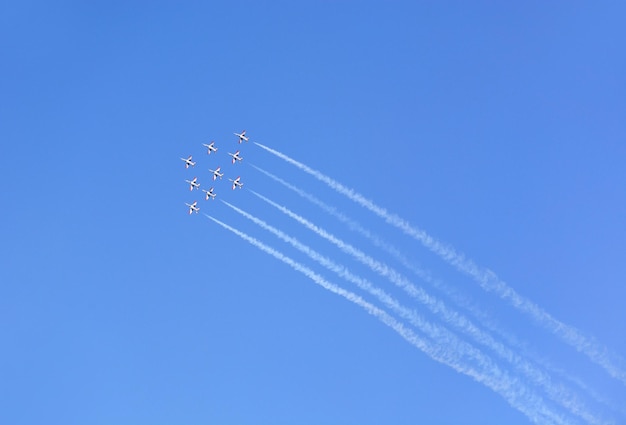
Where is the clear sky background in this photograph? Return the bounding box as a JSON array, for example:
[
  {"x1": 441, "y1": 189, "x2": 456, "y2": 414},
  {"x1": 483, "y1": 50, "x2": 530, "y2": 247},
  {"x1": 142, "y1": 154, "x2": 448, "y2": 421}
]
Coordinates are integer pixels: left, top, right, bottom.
[{"x1": 1, "y1": 1, "x2": 625, "y2": 424}]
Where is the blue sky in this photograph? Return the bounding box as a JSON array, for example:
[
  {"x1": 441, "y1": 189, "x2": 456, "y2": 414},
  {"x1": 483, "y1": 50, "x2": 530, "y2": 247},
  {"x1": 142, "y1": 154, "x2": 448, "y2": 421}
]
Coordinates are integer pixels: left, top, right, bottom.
[{"x1": 1, "y1": 1, "x2": 625, "y2": 424}]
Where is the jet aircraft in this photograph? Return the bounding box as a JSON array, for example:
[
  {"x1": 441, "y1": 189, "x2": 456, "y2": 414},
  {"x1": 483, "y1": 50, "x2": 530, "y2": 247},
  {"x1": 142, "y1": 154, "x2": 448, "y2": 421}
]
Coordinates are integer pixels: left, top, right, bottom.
[
  {"x1": 203, "y1": 141, "x2": 218, "y2": 154},
  {"x1": 209, "y1": 166, "x2": 224, "y2": 181},
  {"x1": 234, "y1": 130, "x2": 249, "y2": 143},
  {"x1": 186, "y1": 201, "x2": 200, "y2": 214},
  {"x1": 228, "y1": 150, "x2": 243, "y2": 164},
  {"x1": 181, "y1": 155, "x2": 196, "y2": 168},
  {"x1": 185, "y1": 177, "x2": 200, "y2": 191},
  {"x1": 229, "y1": 176, "x2": 243, "y2": 190},
  {"x1": 202, "y1": 187, "x2": 217, "y2": 200}
]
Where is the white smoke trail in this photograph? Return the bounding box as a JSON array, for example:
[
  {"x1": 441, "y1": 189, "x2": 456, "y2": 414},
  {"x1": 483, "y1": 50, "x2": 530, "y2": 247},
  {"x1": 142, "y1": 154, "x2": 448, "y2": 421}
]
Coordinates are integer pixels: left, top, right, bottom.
[
  {"x1": 253, "y1": 142, "x2": 626, "y2": 386},
  {"x1": 251, "y1": 164, "x2": 512, "y2": 334},
  {"x1": 206, "y1": 214, "x2": 576, "y2": 425},
  {"x1": 251, "y1": 164, "x2": 517, "y2": 339},
  {"x1": 222, "y1": 199, "x2": 474, "y2": 359},
  {"x1": 250, "y1": 164, "x2": 623, "y2": 418},
  {"x1": 249, "y1": 191, "x2": 611, "y2": 425},
  {"x1": 250, "y1": 164, "x2": 433, "y2": 278}
]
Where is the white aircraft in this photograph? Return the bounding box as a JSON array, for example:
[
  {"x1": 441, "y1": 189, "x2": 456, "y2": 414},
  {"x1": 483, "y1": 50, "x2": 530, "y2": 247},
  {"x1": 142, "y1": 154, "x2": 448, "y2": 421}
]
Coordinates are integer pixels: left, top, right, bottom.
[
  {"x1": 202, "y1": 141, "x2": 218, "y2": 154},
  {"x1": 185, "y1": 177, "x2": 200, "y2": 191},
  {"x1": 181, "y1": 155, "x2": 196, "y2": 168},
  {"x1": 228, "y1": 150, "x2": 243, "y2": 164},
  {"x1": 209, "y1": 166, "x2": 224, "y2": 181},
  {"x1": 202, "y1": 186, "x2": 216, "y2": 200},
  {"x1": 234, "y1": 130, "x2": 249, "y2": 143},
  {"x1": 186, "y1": 201, "x2": 200, "y2": 214},
  {"x1": 229, "y1": 176, "x2": 243, "y2": 190}
]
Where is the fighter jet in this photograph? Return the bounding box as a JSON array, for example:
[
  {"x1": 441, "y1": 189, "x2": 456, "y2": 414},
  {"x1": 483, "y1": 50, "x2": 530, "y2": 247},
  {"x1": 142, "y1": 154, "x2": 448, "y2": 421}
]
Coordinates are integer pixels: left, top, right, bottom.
[
  {"x1": 185, "y1": 177, "x2": 200, "y2": 191},
  {"x1": 234, "y1": 130, "x2": 249, "y2": 143},
  {"x1": 202, "y1": 187, "x2": 217, "y2": 200},
  {"x1": 229, "y1": 176, "x2": 243, "y2": 190},
  {"x1": 203, "y1": 141, "x2": 218, "y2": 154},
  {"x1": 209, "y1": 166, "x2": 224, "y2": 181},
  {"x1": 186, "y1": 201, "x2": 200, "y2": 214},
  {"x1": 181, "y1": 155, "x2": 196, "y2": 168},
  {"x1": 228, "y1": 150, "x2": 243, "y2": 164}
]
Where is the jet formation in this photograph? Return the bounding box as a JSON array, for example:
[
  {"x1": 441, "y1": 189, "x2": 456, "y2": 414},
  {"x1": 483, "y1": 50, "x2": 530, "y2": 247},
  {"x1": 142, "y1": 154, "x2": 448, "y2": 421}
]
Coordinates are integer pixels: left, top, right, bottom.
[{"x1": 181, "y1": 130, "x2": 251, "y2": 214}]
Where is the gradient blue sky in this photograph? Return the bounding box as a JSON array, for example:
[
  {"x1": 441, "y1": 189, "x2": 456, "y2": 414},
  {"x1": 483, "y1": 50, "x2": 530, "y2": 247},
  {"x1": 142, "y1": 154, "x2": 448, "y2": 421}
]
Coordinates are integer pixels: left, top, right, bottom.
[{"x1": 2, "y1": 1, "x2": 625, "y2": 424}]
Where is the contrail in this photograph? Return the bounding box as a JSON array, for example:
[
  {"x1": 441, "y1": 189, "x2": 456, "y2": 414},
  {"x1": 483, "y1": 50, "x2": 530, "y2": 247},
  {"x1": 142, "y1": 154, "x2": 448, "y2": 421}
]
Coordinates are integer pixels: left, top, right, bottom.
[
  {"x1": 222, "y1": 200, "x2": 425, "y2": 326},
  {"x1": 251, "y1": 164, "x2": 522, "y2": 345},
  {"x1": 222, "y1": 199, "x2": 488, "y2": 368},
  {"x1": 253, "y1": 142, "x2": 626, "y2": 386},
  {"x1": 206, "y1": 214, "x2": 576, "y2": 425},
  {"x1": 250, "y1": 164, "x2": 435, "y2": 280},
  {"x1": 250, "y1": 164, "x2": 483, "y2": 305},
  {"x1": 249, "y1": 191, "x2": 611, "y2": 425},
  {"x1": 251, "y1": 164, "x2": 522, "y2": 342},
  {"x1": 251, "y1": 164, "x2": 623, "y2": 419}
]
